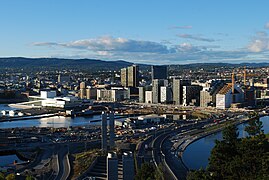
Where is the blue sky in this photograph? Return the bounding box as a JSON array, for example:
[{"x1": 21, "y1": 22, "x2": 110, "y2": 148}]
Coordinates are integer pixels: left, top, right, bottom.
[{"x1": 1, "y1": 0, "x2": 269, "y2": 64}]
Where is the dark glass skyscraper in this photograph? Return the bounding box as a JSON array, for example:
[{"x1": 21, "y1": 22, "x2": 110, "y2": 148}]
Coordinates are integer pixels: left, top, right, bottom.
[{"x1": 151, "y1": 65, "x2": 168, "y2": 80}]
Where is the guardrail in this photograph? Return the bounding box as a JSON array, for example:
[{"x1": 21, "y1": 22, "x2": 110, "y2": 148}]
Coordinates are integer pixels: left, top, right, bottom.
[
  {"x1": 53, "y1": 154, "x2": 60, "y2": 180},
  {"x1": 160, "y1": 134, "x2": 178, "y2": 180},
  {"x1": 65, "y1": 154, "x2": 71, "y2": 179}
]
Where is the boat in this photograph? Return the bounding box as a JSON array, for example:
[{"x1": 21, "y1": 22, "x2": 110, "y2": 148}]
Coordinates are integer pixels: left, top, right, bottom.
[{"x1": 81, "y1": 109, "x2": 94, "y2": 116}]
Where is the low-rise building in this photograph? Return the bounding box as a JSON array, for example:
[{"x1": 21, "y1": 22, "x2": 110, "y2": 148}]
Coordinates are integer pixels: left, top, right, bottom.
[
  {"x1": 145, "y1": 91, "x2": 153, "y2": 103},
  {"x1": 97, "y1": 88, "x2": 130, "y2": 102},
  {"x1": 216, "y1": 84, "x2": 244, "y2": 109},
  {"x1": 137, "y1": 114, "x2": 165, "y2": 124},
  {"x1": 40, "y1": 90, "x2": 57, "y2": 99},
  {"x1": 41, "y1": 96, "x2": 82, "y2": 108}
]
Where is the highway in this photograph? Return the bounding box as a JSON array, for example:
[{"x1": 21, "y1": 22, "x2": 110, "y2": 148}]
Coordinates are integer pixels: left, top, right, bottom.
[
  {"x1": 55, "y1": 145, "x2": 69, "y2": 180},
  {"x1": 137, "y1": 118, "x2": 220, "y2": 180}
]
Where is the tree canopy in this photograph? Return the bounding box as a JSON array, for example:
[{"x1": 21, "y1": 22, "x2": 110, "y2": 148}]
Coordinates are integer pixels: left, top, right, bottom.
[{"x1": 187, "y1": 122, "x2": 269, "y2": 180}]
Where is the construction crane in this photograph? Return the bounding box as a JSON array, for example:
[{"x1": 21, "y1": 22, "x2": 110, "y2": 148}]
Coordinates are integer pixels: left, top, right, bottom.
[{"x1": 235, "y1": 66, "x2": 258, "y2": 86}]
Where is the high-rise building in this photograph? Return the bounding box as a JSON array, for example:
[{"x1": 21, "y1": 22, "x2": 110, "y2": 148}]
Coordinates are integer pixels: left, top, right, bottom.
[
  {"x1": 121, "y1": 65, "x2": 139, "y2": 87},
  {"x1": 86, "y1": 88, "x2": 97, "y2": 100},
  {"x1": 182, "y1": 85, "x2": 202, "y2": 106},
  {"x1": 101, "y1": 112, "x2": 107, "y2": 151},
  {"x1": 200, "y1": 81, "x2": 225, "y2": 107},
  {"x1": 109, "y1": 112, "x2": 115, "y2": 149},
  {"x1": 107, "y1": 152, "x2": 118, "y2": 180},
  {"x1": 173, "y1": 78, "x2": 191, "y2": 105},
  {"x1": 121, "y1": 68, "x2": 128, "y2": 87},
  {"x1": 151, "y1": 65, "x2": 168, "y2": 80},
  {"x1": 152, "y1": 79, "x2": 168, "y2": 103},
  {"x1": 138, "y1": 86, "x2": 145, "y2": 103},
  {"x1": 122, "y1": 152, "x2": 135, "y2": 180},
  {"x1": 200, "y1": 90, "x2": 212, "y2": 107},
  {"x1": 127, "y1": 65, "x2": 139, "y2": 87},
  {"x1": 160, "y1": 86, "x2": 173, "y2": 103}
]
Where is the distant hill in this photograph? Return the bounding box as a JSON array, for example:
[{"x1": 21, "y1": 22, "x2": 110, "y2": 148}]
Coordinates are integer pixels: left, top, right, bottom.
[
  {"x1": 0, "y1": 57, "x2": 138, "y2": 71},
  {"x1": 169, "y1": 62, "x2": 269, "y2": 72},
  {"x1": 0, "y1": 57, "x2": 268, "y2": 71}
]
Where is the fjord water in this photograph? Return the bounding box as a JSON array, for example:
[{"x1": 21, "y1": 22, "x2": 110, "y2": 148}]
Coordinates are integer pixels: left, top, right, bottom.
[
  {"x1": 182, "y1": 116, "x2": 269, "y2": 170},
  {"x1": 0, "y1": 155, "x2": 22, "y2": 167},
  {"x1": 0, "y1": 104, "x2": 122, "y2": 129}
]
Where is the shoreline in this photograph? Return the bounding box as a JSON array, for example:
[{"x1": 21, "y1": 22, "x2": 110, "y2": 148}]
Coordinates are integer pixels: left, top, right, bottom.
[
  {"x1": 178, "y1": 114, "x2": 266, "y2": 171},
  {"x1": 0, "y1": 113, "x2": 58, "y2": 123}
]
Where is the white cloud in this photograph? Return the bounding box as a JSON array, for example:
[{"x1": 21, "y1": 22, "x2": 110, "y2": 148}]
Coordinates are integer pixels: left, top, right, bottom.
[
  {"x1": 265, "y1": 22, "x2": 269, "y2": 29},
  {"x1": 170, "y1": 25, "x2": 193, "y2": 29},
  {"x1": 248, "y1": 31, "x2": 269, "y2": 52},
  {"x1": 33, "y1": 36, "x2": 175, "y2": 54},
  {"x1": 33, "y1": 36, "x2": 257, "y2": 64},
  {"x1": 177, "y1": 34, "x2": 215, "y2": 42}
]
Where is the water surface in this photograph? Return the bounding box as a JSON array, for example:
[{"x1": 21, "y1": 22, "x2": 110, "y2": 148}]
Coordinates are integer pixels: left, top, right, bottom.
[{"x1": 182, "y1": 116, "x2": 269, "y2": 169}]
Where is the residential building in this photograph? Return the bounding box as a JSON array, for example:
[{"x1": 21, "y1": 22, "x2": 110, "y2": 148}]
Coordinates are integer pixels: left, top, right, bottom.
[
  {"x1": 173, "y1": 78, "x2": 191, "y2": 105},
  {"x1": 97, "y1": 88, "x2": 130, "y2": 102},
  {"x1": 127, "y1": 65, "x2": 139, "y2": 87},
  {"x1": 138, "y1": 86, "x2": 145, "y2": 103},
  {"x1": 182, "y1": 85, "x2": 202, "y2": 106},
  {"x1": 121, "y1": 65, "x2": 139, "y2": 87},
  {"x1": 121, "y1": 68, "x2": 128, "y2": 87},
  {"x1": 160, "y1": 86, "x2": 173, "y2": 103},
  {"x1": 152, "y1": 79, "x2": 168, "y2": 103},
  {"x1": 145, "y1": 91, "x2": 153, "y2": 103},
  {"x1": 86, "y1": 87, "x2": 97, "y2": 100}
]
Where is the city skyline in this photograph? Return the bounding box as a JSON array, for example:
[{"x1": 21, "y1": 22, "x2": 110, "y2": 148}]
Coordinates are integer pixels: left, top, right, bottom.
[{"x1": 1, "y1": 1, "x2": 269, "y2": 64}]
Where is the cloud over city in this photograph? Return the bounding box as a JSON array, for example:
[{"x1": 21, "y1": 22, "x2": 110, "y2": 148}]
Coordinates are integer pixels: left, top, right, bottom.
[
  {"x1": 33, "y1": 37, "x2": 173, "y2": 54},
  {"x1": 248, "y1": 31, "x2": 269, "y2": 52},
  {"x1": 265, "y1": 22, "x2": 269, "y2": 29},
  {"x1": 33, "y1": 36, "x2": 258, "y2": 64},
  {"x1": 177, "y1": 34, "x2": 216, "y2": 42},
  {"x1": 170, "y1": 25, "x2": 193, "y2": 29}
]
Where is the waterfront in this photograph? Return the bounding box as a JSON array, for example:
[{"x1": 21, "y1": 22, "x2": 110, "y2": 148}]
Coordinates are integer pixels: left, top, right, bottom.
[
  {"x1": 0, "y1": 154, "x2": 22, "y2": 167},
  {"x1": 0, "y1": 115, "x2": 126, "y2": 129},
  {"x1": 0, "y1": 104, "x2": 17, "y2": 111},
  {"x1": 182, "y1": 116, "x2": 269, "y2": 170},
  {"x1": 0, "y1": 104, "x2": 127, "y2": 129}
]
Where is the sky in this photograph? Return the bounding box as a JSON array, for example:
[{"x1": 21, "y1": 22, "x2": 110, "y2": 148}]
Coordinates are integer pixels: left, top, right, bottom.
[{"x1": 1, "y1": 0, "x2": 269, "y2": 64}]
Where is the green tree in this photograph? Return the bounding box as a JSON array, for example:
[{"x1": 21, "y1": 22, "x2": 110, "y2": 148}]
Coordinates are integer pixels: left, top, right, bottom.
[
  {"x1": 5, "y1": 174, "x2": 15, "y2": 180},
  {"x1": 26, "y1": 175, "x2": 35, "y2": 180},
  {"x1": 245, "y1": 117, "x2": 263, "y2": 136},
  {"x1": 187, "y1": 169, "x2": 212, "y2": 180},
  {"x1": 187, "y1": 121, "x2": 269, "y2": 180},
  {"x1": 154, "y1": 164, "x2": 164, "y2": 180},
  {"x1": 135, "y1": 163, "x2": 156, "y2": 180},
  {"x1": 0, "y1": 172, "x2": 5, "y2": 180},
  {"x1": 222, "y1": 124, "x2": 239, "y2": 145}
]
